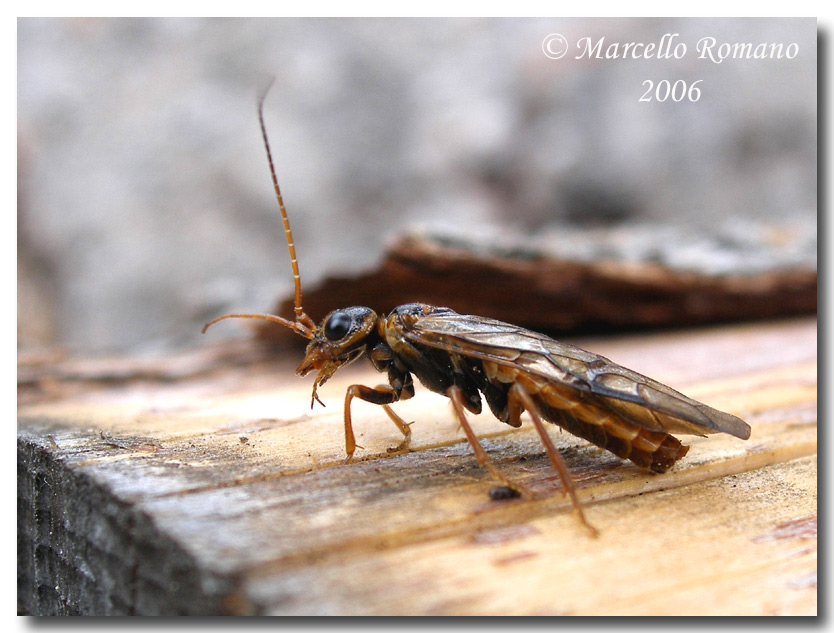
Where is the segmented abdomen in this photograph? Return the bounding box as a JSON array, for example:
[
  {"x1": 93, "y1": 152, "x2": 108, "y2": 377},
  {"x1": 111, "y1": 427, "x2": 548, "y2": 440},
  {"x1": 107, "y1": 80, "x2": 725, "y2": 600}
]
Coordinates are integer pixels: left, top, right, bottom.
[
  {"x1": 535, "y1": 402, "x2": 689, "y2": 473},
  {"x1": 482, "y1": 359, "x2": 689, "y2": 473}
]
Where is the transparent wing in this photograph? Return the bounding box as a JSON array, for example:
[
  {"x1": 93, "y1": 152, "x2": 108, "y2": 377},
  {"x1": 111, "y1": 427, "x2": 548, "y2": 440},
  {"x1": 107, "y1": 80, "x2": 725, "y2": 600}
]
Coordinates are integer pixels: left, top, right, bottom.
[{"x1": 400, "y1": 311, "x2": 750, "y2": 439}]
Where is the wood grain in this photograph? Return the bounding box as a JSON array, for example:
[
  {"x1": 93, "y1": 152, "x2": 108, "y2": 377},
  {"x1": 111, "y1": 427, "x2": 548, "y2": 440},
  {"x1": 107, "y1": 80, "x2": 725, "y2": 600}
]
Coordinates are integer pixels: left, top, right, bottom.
[{"x1": 18, "y1": 318, "x2": 817, "y2": 615}]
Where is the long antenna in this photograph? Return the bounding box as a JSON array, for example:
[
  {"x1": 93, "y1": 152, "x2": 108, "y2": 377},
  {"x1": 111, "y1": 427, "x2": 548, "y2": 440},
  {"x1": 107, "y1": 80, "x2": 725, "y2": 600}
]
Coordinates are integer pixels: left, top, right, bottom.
[
  {"x1": 203, "y1": 79, "x2": 316, "y2": 340},
  {"x1": 257, "y1": 78, "x2": 315, "y2": 334}
]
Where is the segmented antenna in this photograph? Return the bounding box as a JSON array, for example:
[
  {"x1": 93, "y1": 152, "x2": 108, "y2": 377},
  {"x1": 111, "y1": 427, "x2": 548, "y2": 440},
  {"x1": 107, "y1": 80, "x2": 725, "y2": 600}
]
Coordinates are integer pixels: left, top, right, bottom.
[{"x1": 202, "y1": 79, "x2": 316, "y2": 340}]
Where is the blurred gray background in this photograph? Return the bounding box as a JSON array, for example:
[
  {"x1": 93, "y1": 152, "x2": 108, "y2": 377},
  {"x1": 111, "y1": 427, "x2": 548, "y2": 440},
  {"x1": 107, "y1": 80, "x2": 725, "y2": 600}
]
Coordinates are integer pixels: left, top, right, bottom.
[{"x1": 17, "y1": 17, "x2": 817, "y2": 355}]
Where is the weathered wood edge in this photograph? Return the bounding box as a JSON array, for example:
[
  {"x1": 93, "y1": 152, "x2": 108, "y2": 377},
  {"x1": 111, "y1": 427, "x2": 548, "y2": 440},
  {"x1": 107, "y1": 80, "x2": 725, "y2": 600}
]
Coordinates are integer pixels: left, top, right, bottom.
[{"x1": 17, "y1": 439, "x2": 236, "y2": 615}]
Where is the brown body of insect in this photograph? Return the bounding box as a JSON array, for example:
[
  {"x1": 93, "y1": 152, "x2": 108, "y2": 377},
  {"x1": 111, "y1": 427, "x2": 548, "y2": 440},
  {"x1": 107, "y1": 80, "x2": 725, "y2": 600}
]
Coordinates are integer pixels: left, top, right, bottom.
[{"x1": 204, "y1": 83, "x2": 751, "y2": 535}]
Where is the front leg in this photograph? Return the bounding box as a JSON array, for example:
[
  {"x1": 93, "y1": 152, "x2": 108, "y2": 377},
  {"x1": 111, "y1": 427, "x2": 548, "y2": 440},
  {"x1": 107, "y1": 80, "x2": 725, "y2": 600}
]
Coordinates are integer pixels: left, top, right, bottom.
[{"x1": 343, "y1": 384, "x2": 411, "y2": 463}]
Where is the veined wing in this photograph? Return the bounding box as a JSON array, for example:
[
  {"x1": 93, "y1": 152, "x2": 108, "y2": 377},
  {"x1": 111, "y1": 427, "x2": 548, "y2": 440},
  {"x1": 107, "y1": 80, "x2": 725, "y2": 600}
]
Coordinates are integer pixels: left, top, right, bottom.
[{"x1": 399, "y1": 310, "x2": 750, "y2": 440}]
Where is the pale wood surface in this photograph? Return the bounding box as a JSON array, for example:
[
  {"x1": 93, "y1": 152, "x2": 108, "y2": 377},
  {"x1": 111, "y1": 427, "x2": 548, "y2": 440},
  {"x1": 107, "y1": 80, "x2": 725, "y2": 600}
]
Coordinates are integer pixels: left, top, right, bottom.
[{"x1": 18, "y1": 317, "x2": 817, "y2": 615}]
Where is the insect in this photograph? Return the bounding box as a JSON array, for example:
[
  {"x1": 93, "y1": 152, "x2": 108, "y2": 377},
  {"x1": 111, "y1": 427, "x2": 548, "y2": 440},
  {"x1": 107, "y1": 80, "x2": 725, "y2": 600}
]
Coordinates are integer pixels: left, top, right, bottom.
[{"x1": 203, "y1": 82, "x2": 751, "y2": 535}]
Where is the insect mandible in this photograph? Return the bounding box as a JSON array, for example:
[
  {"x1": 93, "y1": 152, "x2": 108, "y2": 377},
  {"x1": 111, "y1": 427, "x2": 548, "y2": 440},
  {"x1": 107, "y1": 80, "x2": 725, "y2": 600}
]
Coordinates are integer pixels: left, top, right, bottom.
[{"x1": 203, "y1": 82, "x2": 751, "y2": 535}]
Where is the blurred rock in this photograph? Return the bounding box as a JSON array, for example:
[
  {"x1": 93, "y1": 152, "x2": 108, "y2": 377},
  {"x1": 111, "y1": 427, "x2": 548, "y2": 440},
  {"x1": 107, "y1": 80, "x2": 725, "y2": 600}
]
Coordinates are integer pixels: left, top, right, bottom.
[
  {"x1": 17, "y1": 18, "x2": 817, "y2": 353},
  {"x1": 260, "y1": 219, "x2": 816, "y2": 345}
]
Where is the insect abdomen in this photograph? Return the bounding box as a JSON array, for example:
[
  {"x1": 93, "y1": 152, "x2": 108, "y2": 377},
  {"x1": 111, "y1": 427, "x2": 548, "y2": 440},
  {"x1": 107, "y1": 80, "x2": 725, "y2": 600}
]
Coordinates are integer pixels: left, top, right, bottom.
[
  {"x1": 537, "y1": 404, "x2": 689, "y2": 473},
  {"x1": 483, "y1": 361, "x2": 689, "y2": 473}
]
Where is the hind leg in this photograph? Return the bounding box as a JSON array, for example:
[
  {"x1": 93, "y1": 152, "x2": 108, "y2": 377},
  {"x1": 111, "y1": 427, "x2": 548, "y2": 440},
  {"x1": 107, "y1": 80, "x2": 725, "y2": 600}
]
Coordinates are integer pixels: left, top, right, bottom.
[{"x1": 508, "y1": 383, "x2": 599, "y2": 537}]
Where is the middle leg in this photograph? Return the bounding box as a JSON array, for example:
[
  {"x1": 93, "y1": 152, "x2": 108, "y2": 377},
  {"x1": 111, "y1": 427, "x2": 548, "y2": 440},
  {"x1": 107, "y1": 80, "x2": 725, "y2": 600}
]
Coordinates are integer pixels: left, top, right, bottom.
[{"x1": 447, "y1": 385, "x2": 534, "y2": 498}]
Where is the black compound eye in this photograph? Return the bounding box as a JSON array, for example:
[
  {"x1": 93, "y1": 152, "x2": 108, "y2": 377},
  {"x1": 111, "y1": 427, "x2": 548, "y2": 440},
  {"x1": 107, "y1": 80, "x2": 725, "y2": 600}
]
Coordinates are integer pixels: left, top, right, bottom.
[{"x1": 324, "y1": 311, "x2": 352, "y2": 341}]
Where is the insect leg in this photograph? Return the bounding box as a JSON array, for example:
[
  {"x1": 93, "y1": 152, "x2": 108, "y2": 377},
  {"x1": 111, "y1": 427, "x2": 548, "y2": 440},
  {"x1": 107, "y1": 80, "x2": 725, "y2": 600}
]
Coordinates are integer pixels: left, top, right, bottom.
[
  {"x1": 343, "y1": 385, "x2": 409, "y2": 464},
  {"x1": 447, "y1": 385, "x2": 534, "y2": 498},
  {"x1": 382, "y1": 405, "x2": 413, "y2": 455},
  {"x1": 508, "y1": 383, "x2": 599, "y2": 537}
]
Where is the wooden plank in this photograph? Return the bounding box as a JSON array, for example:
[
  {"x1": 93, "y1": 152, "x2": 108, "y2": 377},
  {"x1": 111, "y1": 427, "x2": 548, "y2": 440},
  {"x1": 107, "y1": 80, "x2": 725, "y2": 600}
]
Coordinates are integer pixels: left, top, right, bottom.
[{"x1": 17, "y1": 317, "x2": 817, "y2": 615}]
